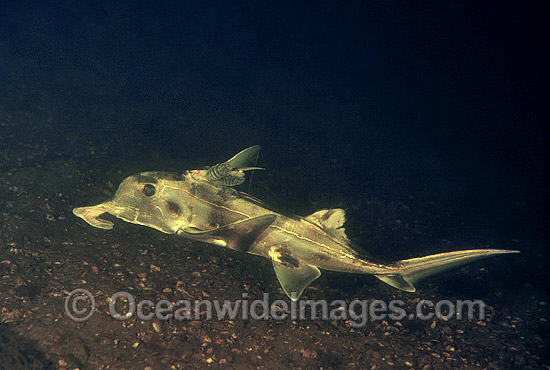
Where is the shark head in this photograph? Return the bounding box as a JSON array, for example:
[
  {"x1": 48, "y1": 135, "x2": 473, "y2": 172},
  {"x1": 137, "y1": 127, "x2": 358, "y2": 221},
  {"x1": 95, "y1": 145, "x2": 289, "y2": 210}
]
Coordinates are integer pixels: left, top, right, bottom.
[{"x1": 73, "y1": 171, "x2": 189, "y2": 234}]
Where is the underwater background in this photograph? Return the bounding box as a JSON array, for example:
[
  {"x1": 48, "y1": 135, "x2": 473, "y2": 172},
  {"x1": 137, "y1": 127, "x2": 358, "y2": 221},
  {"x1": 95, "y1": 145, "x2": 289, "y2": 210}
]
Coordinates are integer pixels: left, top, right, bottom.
[{"x1": 0, "y1": 1, "x2": 547, "y2": 368}]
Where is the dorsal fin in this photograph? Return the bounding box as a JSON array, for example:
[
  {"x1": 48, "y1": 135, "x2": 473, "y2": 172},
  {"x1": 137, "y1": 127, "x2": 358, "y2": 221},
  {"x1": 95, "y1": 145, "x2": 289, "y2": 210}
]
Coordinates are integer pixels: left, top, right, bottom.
[
  {"x1": 305, "y1": 208, "x2": 349, "y2": 243},
  {"x1": 205, "y1": 146, "x2": 263, "y2": 186}
]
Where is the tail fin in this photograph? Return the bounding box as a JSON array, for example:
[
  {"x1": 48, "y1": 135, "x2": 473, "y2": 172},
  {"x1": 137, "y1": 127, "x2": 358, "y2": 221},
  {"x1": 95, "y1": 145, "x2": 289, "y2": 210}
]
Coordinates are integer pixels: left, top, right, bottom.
[{"x1": 375, "y1": 249, "x2": 520, "y2": 292}]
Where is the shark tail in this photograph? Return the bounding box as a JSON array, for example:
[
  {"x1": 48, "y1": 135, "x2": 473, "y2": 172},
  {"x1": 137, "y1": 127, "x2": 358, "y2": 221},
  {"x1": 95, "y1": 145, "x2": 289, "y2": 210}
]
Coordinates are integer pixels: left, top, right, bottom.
[{"x1": 374, "y1": 249, "x2": 520, "y2": 292}]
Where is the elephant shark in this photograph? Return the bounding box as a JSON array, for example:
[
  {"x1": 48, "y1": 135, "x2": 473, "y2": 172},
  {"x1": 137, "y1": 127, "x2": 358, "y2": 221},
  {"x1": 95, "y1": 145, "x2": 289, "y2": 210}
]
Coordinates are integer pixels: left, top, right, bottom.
[{"x1": 73, "y1": 146, "x2": 519, "y2": 300}]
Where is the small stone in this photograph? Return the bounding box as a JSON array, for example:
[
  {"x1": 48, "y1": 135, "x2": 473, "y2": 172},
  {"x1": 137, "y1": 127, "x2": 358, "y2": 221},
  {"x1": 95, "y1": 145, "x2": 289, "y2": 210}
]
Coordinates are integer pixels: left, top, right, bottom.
[
  {"x1": 152, "y1": 322, "x2": 161, "y2": 334},
  {"x1": 150, "y1": 264, "x2": 161, "y2": 272},
  {"x1": 300, "y1": 348, "x2": 317, "y2": 359},
  {"x1": 201, "y1": 335, "x2": 212, "y2": 346}
]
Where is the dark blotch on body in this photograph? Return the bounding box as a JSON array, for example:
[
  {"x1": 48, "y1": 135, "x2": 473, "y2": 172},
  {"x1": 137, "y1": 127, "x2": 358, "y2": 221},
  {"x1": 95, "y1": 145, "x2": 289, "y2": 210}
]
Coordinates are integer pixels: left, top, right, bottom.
[
  {"x1": 166, "y1": 201, "x2": 181, "y2": 217},
  {"x1": 274, "y1": 246, "x2": 301, "y2": 268},
  {"x1": 313, "y1": 253, "x2": 331, "y2": 262},
  {"x1": 279, "y1": 255, "x2": 301, "y2": 268}
]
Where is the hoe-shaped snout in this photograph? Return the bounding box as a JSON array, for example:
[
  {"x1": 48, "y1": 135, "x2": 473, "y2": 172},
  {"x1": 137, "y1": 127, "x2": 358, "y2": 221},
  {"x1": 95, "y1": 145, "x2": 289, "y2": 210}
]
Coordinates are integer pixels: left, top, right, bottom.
[
  {"x1": 73, "y1": 201, "x2": 119, "y2": 230},
  {"x1": 74, "y1": 172, "x2": 186, "y2": 234}
]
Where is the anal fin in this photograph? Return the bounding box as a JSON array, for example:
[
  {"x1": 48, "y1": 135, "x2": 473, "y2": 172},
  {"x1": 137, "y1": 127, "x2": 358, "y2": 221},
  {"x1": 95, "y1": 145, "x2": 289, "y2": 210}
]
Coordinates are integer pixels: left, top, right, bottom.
[{"x1": 375, "y1": 275, "x2": 416, "y2": 292}]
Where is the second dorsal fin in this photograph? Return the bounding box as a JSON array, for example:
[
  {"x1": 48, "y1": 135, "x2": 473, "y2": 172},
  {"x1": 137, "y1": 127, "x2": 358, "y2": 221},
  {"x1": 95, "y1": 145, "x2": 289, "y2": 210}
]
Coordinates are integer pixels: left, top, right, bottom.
[{"x1": 305, "y1": 208, "x2": 349, "y2": 243}]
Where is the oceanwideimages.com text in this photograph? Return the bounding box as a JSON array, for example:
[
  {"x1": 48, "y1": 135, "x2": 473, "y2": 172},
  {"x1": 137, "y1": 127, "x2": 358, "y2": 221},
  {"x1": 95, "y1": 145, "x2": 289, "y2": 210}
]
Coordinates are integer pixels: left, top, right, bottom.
[{"x1": 65, "y1": 289, "x2": 487, "y2": 327}]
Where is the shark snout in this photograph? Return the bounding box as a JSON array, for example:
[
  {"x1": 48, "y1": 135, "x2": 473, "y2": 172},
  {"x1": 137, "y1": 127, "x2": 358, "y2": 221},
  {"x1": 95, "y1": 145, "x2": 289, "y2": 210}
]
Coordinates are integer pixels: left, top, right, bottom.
[{"x1": 73, "y1": 201, "x2": 119, "y2": 230}]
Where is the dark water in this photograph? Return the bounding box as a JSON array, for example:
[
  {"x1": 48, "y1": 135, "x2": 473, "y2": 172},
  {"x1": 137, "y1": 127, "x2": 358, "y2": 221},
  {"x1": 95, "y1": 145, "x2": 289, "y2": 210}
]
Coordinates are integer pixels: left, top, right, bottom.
[{"x1": 0, "y1": 1, "x2": 548, "y2": 368}]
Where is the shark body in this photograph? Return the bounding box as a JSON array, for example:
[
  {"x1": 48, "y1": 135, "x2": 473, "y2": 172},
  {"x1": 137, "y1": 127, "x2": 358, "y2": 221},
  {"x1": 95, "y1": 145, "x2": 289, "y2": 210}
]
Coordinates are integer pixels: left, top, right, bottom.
[{"x1": 74, "y1": 146, "x2": 519, "y2": 300}]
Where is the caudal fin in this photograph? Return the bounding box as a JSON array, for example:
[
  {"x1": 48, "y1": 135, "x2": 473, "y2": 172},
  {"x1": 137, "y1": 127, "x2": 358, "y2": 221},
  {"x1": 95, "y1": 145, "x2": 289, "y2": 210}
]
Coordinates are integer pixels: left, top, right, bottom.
[{"x1": 375, "y1": 249, "x2": 520, "y2": 292}]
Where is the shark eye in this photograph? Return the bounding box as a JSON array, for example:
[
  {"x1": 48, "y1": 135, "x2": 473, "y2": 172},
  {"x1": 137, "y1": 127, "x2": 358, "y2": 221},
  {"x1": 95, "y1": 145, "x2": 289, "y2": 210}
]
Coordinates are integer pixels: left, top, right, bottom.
[{"x1": 142, "y1": 184, "x2": 156, "y2": 197}]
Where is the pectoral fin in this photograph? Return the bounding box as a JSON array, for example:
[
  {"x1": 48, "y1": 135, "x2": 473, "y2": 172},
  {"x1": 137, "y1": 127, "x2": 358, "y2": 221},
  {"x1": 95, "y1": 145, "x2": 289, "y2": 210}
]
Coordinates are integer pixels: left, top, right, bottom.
[
  {"x1": 273, "y1": 261, "x2": 321, "y2": 301},
  {"x1": 178, "y1": 214, "x2": 276, "y2": 253}
]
